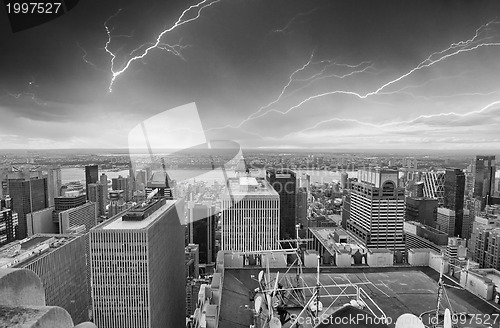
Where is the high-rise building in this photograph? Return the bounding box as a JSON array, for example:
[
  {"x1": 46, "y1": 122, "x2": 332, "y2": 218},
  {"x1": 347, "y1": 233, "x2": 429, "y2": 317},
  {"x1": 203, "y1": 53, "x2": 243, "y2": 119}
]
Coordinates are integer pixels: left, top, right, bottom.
[
  {"x1": 112, "y1": 175, "x2": 131, "y2": 202},
  {"x1": 405, "y1": 197, "x2": 438, "y2": 227},
  {"x1": 88, "y1": 183, "x2": 106, "y2": 217},
  {"x1": 422, "y1": 171, "x2": 446, "y2": 206},
  {"x1": 0, "y1": 196, "x2": 18, "y2": 246},
  {"x1": 8, "y1": 177, "x2": 48, "y2": 239},
  {"x1": 99, "y1": 173, "x2": 108, "y2": 199},
  {"x1": 221, "y1": 177, "x2": 279, "y2": 252},
  {"x1": 296, "y1": 187, "x2": 308, "y2": 229},
  {"x1": 146, "y1": 171, "x2": 173, "y2": 199},
  {"x1": 345, "y1": 168, "x2": 405, "y2": 256},
  {"x1": 188, "y1": 204, "x2": 217, "y2": 265},
  {"x1": 436, "y1": 208, "x2": 455, "y2": 237},
  {"x1": 340, "y1": 172, "x2": 348, "y2": 189},
  {"x1": 1, "y1": 234, "x2": 91, "y2": 324},
  {"x1": 474, "y1": 155, "x2": 496, "y2": 210},
  {"x1": 266, "y1": 169, "x2": 296, "y2": 240},
  {"x1": 46, "y1": 168, "x2": 62, "y2": 207},
  {"x1": 404, "y1": 221, "x2": 448, "y2": 254},
  {"x1": 89, "y1": 197, "x2": 185, "y2": 328},
  {"x1": 443, "y1": 168, "x2": 465, "y2": 237},
  {"x1": 85, "y1": 165, "x2": 99, "y2": 200},
  {"x1": 108, "y1": 189, "x2": 125, "y2": 217},
  {"x1": 57, "y1": 202, "x2": 97, "y2": 234},
  {"x1": 54, "y1": 192, "x2": 86, "y2": 211}
]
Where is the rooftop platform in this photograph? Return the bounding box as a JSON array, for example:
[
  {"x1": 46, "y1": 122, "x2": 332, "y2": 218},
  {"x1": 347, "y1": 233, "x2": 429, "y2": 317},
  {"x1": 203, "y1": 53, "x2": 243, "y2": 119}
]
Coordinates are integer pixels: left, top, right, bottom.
[
  {"x1": 99, "y1": 199, "x2": 177, "y2": 230},
  {"x1": 219, "y1": 266, "x2": 499, "y2": 328}
]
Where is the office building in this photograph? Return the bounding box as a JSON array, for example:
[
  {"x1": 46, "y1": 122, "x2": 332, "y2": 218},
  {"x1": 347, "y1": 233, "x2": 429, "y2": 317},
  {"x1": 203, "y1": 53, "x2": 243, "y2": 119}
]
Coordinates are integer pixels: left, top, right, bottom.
[
  {"x1": 474, "y1": 155, "x2": 496, "y2": 210},
  {"x1": 221, "y1": 177, "x2": 279, "y2": 252},
  {"x1": 405, "y1": 197, "x2": 438, "y2": 227},
  {"x1": 88, "y1": 183, "x2": 106, "y2": 217},
  {"x1": 108, "y1": 189, "x2": 126, "y2": 217},
  {"x1": 0, "y1": 234, "x2": 91, "y2": 324},
  {"x1": 54, "y1": 192, "x2": 86, "y2": 211},
  {"x1": 85, "y1": 165, "x2": 99, "y2": 200},
  {"x1": 340, "y1": 171, "x2": 348, "y2": 189},
  {"x1": 404, "y1": 221, "x2": 448, "y2": 254},
  {"x1": 185, "y1": 243, "x2": 200, "y2": 279},
  {"x1": 422, "y1": 171, "x2": 446, "y2": 206},
  {"x1": 46, "y1": 168, "x2": 62, "y2": 207},
  {"x1": 27, "y1": 207, "x2": 56, "y2": 235},
  {"x1": 112, "y1": 175, "x2": 131, "y2": 202},
  {"x1": 8, "y1": 177, "x2": 48, "y2": 239},
  {"x1": 188, "y1": 204, "x2": 217, "y2": 265},
  {"x1": 296, "y1": 186, "x2": 308, "y2": 229},
  {"x1": 444, "y1": 168, "x2": 465, "y2": 237},
  {"x1": 146, "y1": 171, "x2": 173, "y2": 199},
  {"x1": 89, "y1": 197, "x2": 185, "y2": 328},
  {"x1": 0, "y1": 197, "x2": 18, "y2": 246},
  {"x1": 99, "y1": 173, "x2": 108, "y2": 199},
  {"x1": 266, "y1": 169, "x2": 296, "y2": 240},
  {"x1": 57, "y1": 202, "x2": 97, "y2": 234},
  {"x1": 345, "y1": 168, "x2": 405, "y2": 255},
  {"x1": 436, "y1": 208, "x2": 456, "y2": 237}
]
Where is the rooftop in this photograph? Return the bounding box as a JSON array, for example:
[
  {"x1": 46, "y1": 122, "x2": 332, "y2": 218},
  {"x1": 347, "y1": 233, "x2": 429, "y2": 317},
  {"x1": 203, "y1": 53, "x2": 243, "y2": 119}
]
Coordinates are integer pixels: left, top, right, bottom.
[
  {"x1": 220, "y1": 267, "x2": 498, "y2": 328},
  {"x1": 99, "y1": 199, "x2": 177, "y2": 230},
  {"x1": 223, "y1": 178, "x2": 278, "y2": 197},
  {"x1": 0, "y1": 234, "x2": 78, "y2": 269}
]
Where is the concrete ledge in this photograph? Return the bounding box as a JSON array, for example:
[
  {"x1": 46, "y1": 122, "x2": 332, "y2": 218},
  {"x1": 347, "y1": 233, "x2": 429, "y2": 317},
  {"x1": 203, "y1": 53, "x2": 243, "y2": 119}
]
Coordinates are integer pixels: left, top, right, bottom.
[
  {"x1": 0, "y1": 305, "x2": 73, "y2": 328},
  {"x1": 74, "y1": 323, "x2": 98, "y2": 328},
  {"x1": 0, "y1": 268, "x2": 45, "y2": 307}
]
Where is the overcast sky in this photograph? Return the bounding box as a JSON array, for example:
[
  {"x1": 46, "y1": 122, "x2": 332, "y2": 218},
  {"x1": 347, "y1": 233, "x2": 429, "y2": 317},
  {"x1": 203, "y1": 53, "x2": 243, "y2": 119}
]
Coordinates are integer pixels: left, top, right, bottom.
[{"x1": 1, "y1": 0, "x2": 500, "y2": 150}]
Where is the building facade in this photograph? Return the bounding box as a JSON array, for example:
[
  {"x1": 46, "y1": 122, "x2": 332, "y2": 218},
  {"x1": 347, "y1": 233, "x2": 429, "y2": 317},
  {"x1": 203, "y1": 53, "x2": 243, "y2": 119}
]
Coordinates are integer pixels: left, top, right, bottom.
[
  {"x1": 85, "y1": 165, "x2": 99, "y2": 201},
  {"x1": 443, "y1": 168, "x2": 465, "y2": 237},
  {"x1": 221, "y1": 177, "x2": 279, "y2": 252},
  {"x1": 266, "y1": 169, "x2": 296, "y2": 240},
  {"x1": 345, "y1": 168, "x2": 405, "y2": 256},
  {"x1": 89, "y1": 198, "x2": 185, "y2": 328},
  {"x1": 474, "y1": 155, "x2": 496, "y2": 210},
  {"x1": 422, "y1": 171, "x2": 446, "y2": 206}
]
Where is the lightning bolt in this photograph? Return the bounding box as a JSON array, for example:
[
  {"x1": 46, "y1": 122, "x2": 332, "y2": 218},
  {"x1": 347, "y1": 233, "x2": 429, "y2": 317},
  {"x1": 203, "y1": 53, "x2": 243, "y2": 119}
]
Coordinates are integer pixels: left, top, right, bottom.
[
  {"x1": 206, "y1": 50, "x2": 372, "y2": 131},
  {"x1": 76, "y1": 42, "x2": 99, "y2": 69},
  {"x1": 215, "y1": 20, "x2": 500, "y2": 130},
  {"x1": 273, "y1": 8, "x2": 318, "y2": 34},
  {"x1": 289, "y1": 100, "x2": 500, "y2": 137},
  {"x1": 104, "y1": 0, "x2": 221, "y2": 92}
]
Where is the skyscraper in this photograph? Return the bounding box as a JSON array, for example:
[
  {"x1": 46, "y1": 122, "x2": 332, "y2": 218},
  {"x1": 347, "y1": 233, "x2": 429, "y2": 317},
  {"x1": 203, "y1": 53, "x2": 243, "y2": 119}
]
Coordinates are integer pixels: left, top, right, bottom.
[
  {"x1": 4, "y1": 233, "x2": 91, "y2": 324},
  {"x1": 8, "y1": 177, "x2": 48, "y2": 239},
  {"x1": 88, "y1": 183, "x2": 106, "y2": 217},
  {"x1": 188, "y1": 204, "x2": 217, "y2": 266},
  {"x1": 0, "y1": 196, "x2": 18, "y2": 246},
  {"x1": 57, "y1": 202, "x2": 97, "y2": 234},
  {"x1": 85, "y1": 165, "x2": 98, "y2": 200},
  {"x1": 221, "y1": 177, "x2": 279, "y2": 252},
  {"x1": 112, "y1": 175, "x2": 131, "y2": 202},
  {"x1": 266, "y1": 169, "x2": 296, "y2": 240},
  {"x1": 443, "y1": 168, "x2": 465, "y2": 237},
  {"x1": 89, "y1": 197, "x2": 185, "y2": 328},
  {"x1": 474, "y1": 155, "x2": 496, "y2": 210},
  {"x1": 46, "y1": 167, "x2": 62, "y2": 207},
  {"x1": 99, "y1": 173, "x2": 108, "y2": 199},
  {"x1": 422, "y1": 171, "x2": 446, "y2": 206},
  {"x1": 345, "y1": 168, "x2": 405, "y2": 256}
]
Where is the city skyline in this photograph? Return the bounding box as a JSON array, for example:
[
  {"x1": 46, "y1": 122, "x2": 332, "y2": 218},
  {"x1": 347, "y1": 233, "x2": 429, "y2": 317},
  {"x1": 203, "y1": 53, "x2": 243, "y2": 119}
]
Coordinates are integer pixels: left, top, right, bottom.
[{"x1": 1, "y1": 1, "x2": 500, "y2": 150}]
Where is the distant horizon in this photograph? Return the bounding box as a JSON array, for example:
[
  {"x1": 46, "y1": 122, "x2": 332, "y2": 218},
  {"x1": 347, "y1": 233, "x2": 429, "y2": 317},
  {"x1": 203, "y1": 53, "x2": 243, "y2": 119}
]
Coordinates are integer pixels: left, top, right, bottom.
[{"x1": 0, "y1": 147, "x2": 499, "y2": 156}]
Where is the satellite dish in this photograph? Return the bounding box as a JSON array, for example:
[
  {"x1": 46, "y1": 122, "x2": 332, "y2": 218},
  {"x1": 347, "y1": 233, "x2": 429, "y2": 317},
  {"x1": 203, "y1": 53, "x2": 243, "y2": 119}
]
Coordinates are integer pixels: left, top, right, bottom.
[
  {"x1": 269, "y1": 316, "x2": 282, "y2": 328},
  {"x1": 254, "y1": 295, "x2": 263, "y2": 313},
  {"x1": 395, "y1": 313, "x2": 425, "y2": 328},
  {"x1": 444, "y1": 309, "x2": 452, "y2": 328}
]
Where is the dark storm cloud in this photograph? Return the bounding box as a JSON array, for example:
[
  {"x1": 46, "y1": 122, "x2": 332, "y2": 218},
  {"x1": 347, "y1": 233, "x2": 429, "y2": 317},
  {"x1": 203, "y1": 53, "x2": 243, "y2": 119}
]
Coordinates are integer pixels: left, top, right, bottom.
[{"x1": 1, "y1": 0, "x2": 500, "y2": 149}]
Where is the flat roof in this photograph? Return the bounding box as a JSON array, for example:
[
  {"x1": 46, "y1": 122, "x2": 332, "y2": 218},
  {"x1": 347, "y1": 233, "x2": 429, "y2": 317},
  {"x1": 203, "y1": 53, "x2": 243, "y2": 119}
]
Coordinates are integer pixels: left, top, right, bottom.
[
  {"x1": 223, "y1": 178, "x2": 278, "y2": 197},
  {"x1": 220, "y1": 267, "x2": 499, "y2": 328},
  {"x1": 99, "y1": 199, "x2": 177, "y2": 230},
  {"x1": 0, "y1": 234, "x2": 79, "y2": 268}
]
